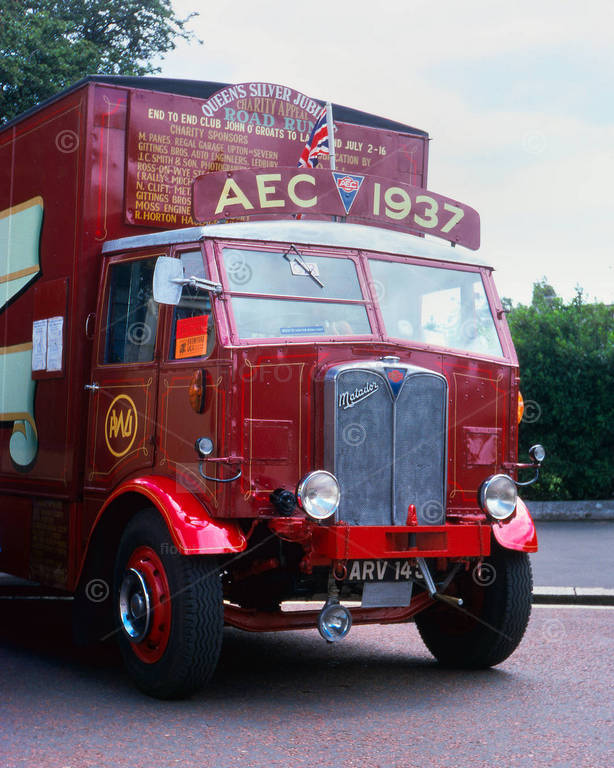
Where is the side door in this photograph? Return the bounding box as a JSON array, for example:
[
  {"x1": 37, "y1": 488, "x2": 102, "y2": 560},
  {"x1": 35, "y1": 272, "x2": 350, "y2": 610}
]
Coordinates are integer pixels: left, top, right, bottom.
[
  {"x1": 156, "y1": 246, "x2": 226, "y2": 513},
  {"x1": 84, "y1": 252, "x2": 163, "y2": 491}
]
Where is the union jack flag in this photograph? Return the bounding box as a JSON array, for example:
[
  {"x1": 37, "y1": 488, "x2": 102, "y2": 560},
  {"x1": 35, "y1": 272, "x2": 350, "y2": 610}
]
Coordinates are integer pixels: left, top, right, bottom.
[{"x1": 297, "y1": 106, "x2": 329, "y2": 168}]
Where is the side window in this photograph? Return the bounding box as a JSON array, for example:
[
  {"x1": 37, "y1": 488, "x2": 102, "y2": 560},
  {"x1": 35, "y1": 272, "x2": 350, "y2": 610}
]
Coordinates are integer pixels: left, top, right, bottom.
[
  {"x1": 104, "y1": 257, "x2": 158, "y2": 364},
  {"x1": 169, "y1": 250, "x2": 215, "y2": 360}
]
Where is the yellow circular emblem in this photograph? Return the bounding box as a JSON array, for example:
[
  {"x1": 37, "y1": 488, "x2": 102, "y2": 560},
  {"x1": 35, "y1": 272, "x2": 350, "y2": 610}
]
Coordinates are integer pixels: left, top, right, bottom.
[{"x1": 104, "y1": 394, "x2": 138, "y2": 458}]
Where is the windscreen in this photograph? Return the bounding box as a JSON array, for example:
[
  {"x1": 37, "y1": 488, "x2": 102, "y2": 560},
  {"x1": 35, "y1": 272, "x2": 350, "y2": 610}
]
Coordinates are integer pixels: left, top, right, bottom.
[
  {"x1": 368, "y1": 258, "x2": 503, "y2": 357},
  {"x1": 222, "y1": 248, "x2": 371, "y2": 339}
]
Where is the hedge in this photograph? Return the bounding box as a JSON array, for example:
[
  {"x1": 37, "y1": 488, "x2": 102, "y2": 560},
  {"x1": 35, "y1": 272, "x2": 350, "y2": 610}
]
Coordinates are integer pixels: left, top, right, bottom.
[{"x1": 507, "y1": 281, "x2": 614, "y2": 500}]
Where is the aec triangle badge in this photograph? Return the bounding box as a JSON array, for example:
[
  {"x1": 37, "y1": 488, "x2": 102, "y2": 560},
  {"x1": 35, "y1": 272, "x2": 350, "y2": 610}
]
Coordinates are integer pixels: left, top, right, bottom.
[{"x1": 332, "y1": 172, "x2": 364, "y2": 215}]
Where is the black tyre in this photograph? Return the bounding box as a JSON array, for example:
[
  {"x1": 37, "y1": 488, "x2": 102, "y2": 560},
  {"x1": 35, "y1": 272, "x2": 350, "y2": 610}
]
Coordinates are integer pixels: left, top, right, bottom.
[
  {"x1": 113, "y1": 508, "x2": 223, "y2": 699},
  {"x1": 415, "y1": 542, "x2": 533, "y2": 668}
]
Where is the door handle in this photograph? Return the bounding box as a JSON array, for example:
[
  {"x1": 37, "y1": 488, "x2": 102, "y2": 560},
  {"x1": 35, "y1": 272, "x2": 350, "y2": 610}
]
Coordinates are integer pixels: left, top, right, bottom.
[
  {"x1": 85, "y1": 312, "x2": 96, "y2": 340},
  {"x1": 84, "y1": 382, "x2": 100, "y2": 392}
]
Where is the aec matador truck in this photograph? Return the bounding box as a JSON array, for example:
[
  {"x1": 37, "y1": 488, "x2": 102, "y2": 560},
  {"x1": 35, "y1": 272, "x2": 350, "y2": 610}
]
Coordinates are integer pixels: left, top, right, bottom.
[{"x1": 0, "y1": 76, "x2": 544, "y2": 698}]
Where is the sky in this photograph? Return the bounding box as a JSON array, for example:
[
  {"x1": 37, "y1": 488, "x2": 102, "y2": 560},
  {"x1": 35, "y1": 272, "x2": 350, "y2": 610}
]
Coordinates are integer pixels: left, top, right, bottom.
[{"x1": 154, "y1": 0, "x2": 614, "y2": 306}]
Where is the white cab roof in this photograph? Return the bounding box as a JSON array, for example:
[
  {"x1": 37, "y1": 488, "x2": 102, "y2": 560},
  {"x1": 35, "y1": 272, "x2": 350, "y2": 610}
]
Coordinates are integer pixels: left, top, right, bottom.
[{"x1": 102, "y1": 220, "x2": 490, "y2": 268}]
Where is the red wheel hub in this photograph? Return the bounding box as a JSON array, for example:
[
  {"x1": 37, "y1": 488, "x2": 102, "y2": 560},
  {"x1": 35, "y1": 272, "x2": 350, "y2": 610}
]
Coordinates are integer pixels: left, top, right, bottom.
[{"x1": 123, "y1": 546, "x2": 172, "y2": 663}]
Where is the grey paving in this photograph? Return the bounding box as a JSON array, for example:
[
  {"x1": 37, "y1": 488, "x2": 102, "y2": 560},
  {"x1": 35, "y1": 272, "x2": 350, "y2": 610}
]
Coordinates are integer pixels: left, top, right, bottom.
[
  {"x1": 531, "y1": 521, "x2": 614, "y2": 588},
  {"x1": 529, "y1": 499, "x2": 614, "y2": 521}
]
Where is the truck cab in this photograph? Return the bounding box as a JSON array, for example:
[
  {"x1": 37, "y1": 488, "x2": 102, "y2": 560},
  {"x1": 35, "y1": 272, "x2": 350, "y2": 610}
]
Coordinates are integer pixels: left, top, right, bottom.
[
  {"x1": 0, "y1": 77, "x2": 543, "y2": 698},
  {"x1": 87, "y1": 219, "x2": 539, "y2": 697}
]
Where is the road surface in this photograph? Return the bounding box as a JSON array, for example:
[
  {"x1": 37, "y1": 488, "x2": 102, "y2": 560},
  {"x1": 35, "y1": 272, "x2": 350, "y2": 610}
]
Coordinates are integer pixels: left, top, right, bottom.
[{"x1": 0, "y1": 599, "x2": 612, "y2": 768}]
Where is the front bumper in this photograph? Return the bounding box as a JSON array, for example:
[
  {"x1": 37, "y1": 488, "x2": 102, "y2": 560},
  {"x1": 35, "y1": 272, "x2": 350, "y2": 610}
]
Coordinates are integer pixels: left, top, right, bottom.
[{"x1": 310, "y1": 523, "x2": 491, "y2": 563}]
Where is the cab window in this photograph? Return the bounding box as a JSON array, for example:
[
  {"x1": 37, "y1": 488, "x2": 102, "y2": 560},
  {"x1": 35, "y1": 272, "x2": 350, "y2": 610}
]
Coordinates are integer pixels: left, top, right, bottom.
[
  {"x1": 169, "y1": 250, "x2": 215, "y2": 360},
  {"x1": 368, "y1": 258, "x2": 503, "y2": 357},
  {"x1": 104, "y1": 257, "x2": 158, "y2": 364},
  {"x1": 222, "y1": 247, "x2": 370, "y2": 340}
]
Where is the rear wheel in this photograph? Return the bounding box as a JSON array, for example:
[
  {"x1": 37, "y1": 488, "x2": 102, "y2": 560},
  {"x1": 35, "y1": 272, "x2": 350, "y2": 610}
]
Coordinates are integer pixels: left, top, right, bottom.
[
  {"x1": 415, "y1": 543, "x2": 533, "y2": 668},
  {"x1": 113, "y1": 508, "x2": 223, "y2": 699}
]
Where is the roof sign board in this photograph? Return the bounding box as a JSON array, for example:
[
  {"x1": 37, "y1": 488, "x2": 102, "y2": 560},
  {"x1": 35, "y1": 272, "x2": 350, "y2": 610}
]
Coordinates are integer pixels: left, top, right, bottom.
[
  {"x1": 125, "y1": 82, "x2": 428, "y2": 229},
  {"x1": 192, "y1": 169, "x2": 480, "y2": 250}
]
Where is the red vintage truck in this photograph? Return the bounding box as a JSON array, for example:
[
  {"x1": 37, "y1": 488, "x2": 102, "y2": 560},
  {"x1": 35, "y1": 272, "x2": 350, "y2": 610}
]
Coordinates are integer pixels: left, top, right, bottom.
[{"x1": 0, "y1": 76, "x2": 544, "y2": 698}]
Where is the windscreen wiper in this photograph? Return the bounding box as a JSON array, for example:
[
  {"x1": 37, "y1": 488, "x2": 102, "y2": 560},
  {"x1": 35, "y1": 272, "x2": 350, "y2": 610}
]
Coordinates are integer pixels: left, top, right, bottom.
[{"x1": 282, "y1": 245, "x2": 324, "y2": 289}]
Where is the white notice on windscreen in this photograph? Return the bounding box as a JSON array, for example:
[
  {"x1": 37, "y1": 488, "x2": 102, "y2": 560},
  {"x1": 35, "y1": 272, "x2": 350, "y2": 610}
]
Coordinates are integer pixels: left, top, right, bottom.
[
  {"x1": 46, "y1": 316, "x2": 64, "y2": 372},
  {"x1": 32, "y1": 319, "x2": 48, "y2": 371}
]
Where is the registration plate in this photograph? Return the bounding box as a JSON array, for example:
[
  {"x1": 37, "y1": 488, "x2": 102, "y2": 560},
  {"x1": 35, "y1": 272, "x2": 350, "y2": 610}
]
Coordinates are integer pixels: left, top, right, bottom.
[{"x1": 346, "y1": 559, "x2": 413, "y2": 582}]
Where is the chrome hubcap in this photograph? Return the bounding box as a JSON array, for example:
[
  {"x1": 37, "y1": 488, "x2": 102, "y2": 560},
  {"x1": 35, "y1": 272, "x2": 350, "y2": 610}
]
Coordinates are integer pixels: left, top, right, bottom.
[{"x1": 119, "y1": 568, "x2": 151, "y2": 642}]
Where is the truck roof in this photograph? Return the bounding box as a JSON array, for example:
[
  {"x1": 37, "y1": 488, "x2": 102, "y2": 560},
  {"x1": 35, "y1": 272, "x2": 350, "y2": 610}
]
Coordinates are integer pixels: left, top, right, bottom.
[
  {"x1": 101, "y1": 220, "x2": 490, "y2": 268},
  {"x1": 1, "y1": 75, "x2": 428, "y2": 138}
]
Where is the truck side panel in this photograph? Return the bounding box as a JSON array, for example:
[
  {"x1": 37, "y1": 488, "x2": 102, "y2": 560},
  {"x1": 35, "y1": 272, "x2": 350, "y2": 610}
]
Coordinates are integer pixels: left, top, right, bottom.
[
  {"x1": 0, "y1": 89, "x2": 87, "y2": 495},
  {"x1": 0, "y1": 84, "x2": 151, "y2": 582}
]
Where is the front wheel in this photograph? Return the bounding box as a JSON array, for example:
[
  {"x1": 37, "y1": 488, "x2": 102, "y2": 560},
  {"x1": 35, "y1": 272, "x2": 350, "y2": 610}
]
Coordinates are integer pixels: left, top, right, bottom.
[
  {"x1": 113, "y1": 508, "x2": 223, "y2": 699},
  {"x1": 415, "y1": 543, "x2": 533, "y2": 668}
]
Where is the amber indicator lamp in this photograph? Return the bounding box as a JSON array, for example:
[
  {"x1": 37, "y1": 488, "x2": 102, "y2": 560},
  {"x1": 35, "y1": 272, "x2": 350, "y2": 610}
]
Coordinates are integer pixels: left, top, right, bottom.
[{"x1": 188, "y1": 369, "x2": 205, "y2": 413}]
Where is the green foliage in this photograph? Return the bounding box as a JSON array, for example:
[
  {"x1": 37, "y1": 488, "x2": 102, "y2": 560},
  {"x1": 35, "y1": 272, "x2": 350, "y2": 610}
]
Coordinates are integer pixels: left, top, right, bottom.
[
  {"x1": 0, "y1": 0, "x2": 200, "y2": 123},
  {"x1": 508, "y1": 279, "x2": 614, "y2": 500}
]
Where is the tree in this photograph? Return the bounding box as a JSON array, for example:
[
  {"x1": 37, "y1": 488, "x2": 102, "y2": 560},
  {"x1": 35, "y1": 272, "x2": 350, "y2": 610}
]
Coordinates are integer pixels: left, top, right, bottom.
[
  {"x1": 0, "y1": 0, "x2": 200, "y2": 123},
  {"x1": 508, "y1": 281, "x2": 614, "y2": 500},
  {"x1": 530, "y1": 277, "x2": 558, "y2": 310}
]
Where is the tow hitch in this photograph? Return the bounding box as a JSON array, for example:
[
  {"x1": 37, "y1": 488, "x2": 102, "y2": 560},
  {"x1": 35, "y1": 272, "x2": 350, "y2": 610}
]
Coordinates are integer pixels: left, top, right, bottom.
[{"x1": 417, "y1": 557, "x2": 464, "y2": 608}]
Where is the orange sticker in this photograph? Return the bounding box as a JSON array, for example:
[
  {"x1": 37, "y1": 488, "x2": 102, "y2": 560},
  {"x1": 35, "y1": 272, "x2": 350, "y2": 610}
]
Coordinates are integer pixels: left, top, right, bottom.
[{"x1": 175, "y1": 315, "x2": 208, "y2": 359}]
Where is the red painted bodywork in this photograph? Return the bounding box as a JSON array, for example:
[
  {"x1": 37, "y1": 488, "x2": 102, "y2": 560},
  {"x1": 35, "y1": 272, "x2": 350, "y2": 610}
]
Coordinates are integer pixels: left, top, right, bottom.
[
  {"x1": 311, "y1": 523, "x2": 491, "y2": 561},
  {"x1": 493, "y1": 497, "x2": 538, "y2": 553},
  {"x1": 95, "y1": 475, "x2": 247, "y2": 555},
  {"x1": 0, "y1": 77, "x2": 537, "y2": 608}
]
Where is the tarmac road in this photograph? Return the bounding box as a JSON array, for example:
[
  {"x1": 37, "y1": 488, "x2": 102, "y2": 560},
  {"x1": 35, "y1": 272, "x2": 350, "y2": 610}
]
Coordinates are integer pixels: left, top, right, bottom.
[
  {"x1": 1, "y1": 522, "x2": 613, "y2": 766},
  {"x1": 0, "y1": 599, "x2": 613, "y2": 768}
]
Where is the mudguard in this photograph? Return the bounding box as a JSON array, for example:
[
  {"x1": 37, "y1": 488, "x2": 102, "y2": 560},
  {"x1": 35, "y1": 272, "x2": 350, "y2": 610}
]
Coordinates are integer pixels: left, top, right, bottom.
[
  {"x1": 100, "y1": 475, "x2": 247, "y2": 555},
  {"x1": 492, "y1": 497, "x2": 538, "y2": 553}
]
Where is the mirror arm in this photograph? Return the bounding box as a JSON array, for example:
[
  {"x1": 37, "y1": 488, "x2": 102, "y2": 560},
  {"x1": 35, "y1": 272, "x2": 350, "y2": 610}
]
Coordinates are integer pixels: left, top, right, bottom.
[
  {"x1": 171, "y1": 276, "x2": 223, "y2": 295},
  {"x1": 514, "y1": 466, "x2": 540, "y2": 488}
]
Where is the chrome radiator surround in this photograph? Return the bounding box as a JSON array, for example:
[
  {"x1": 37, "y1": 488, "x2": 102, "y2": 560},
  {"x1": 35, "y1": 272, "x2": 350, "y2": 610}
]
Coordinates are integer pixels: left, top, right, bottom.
[{"x1": 323, "y1": 361, "x2": 448, "y2": 526}]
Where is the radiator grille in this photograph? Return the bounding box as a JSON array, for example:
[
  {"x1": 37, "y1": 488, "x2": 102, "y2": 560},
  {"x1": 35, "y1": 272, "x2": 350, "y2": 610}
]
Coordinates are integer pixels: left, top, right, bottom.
[{"x1": 324, "y1": 362, "x2": 447, "y2": 526}]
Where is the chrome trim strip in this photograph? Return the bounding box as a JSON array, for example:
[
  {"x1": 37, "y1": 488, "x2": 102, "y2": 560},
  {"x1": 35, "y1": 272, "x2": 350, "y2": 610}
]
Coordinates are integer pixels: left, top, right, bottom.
[{"x1": 102, "y1": 221, "x2": 488, "y2": 267}]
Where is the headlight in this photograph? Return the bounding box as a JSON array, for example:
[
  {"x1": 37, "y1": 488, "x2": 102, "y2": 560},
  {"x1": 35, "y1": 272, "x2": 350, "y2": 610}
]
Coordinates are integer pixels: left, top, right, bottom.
[
  {"x1": 479, "y1": 474, "x2": 517, "y2": 521},
  {"x1": 296, "y1": 470, "x2": 340, "y2": 520}
]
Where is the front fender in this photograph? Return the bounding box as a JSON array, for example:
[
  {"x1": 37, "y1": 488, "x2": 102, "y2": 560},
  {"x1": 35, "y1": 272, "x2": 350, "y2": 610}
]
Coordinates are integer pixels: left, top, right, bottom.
[
  {"x1": 100, "y1": 475, "x2": 247, "y2": 555},
  {"x1": 492, "y1": 497, "x2": 538, "y2": 553}
]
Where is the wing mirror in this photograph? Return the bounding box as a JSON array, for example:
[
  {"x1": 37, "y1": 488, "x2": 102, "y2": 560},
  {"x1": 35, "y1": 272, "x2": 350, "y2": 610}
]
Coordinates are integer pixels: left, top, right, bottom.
[
  {"x1": 516, "y1": 444, "x2": 546, "y2": 487},
  {"x1": 529, "y1": 444, "x2": 546, "y2": 465},
  {"x1": 153, "y1": 256, "x2": 222, "y2": 306}
]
